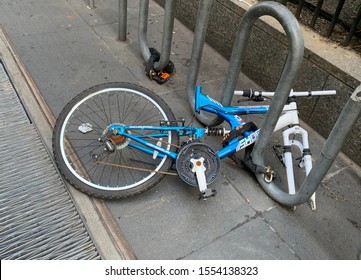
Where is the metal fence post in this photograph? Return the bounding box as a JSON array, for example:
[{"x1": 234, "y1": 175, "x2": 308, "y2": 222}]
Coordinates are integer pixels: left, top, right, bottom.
[
  {"x1": 310, "y1": 0, "x2": 325, "y2": 28},
  {"x1": 343, "y1": 6, "x2": 361, "y2": 46},
  {"x1": 326, "y1": 0, "x2": 345, "y2": 37}
]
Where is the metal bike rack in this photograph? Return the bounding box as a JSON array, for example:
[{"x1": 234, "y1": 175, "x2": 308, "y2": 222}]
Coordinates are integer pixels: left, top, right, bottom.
[
  {"x1": 186, "y1": 0, "x2": 215, "y2": 126},
  {"x1": 186, "y1": 1, "x2": 304, "y2": 127},
  {"x1": 138, "y1": 0, "x2": 176, "y2": 71},
  {"x1": 186, "y1": 1, "x2": 361, "y2": 207},
  {"x1": 221, "y1": 2, "x2": 304, "y2": 121},
  {"x1": 231, "y1": 4, "x2": 361, "y2": 207}
]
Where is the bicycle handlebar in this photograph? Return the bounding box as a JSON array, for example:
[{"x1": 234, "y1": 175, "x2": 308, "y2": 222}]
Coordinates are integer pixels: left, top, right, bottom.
[{"x1": 234, "y1": 88, "x2": 336, "y2": 98}]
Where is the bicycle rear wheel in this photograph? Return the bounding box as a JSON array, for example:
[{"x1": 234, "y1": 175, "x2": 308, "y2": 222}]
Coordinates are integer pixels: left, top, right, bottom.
[{"x1": 53, "y1": 82, "x2": 179, "y2": 199}]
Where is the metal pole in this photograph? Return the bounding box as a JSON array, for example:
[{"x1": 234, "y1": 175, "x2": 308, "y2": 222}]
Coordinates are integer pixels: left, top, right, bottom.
[
  {"x1": 310, "y1": 0, "x2": 324, "y2": 28},
  {"x1": 343, "y1": 6, "x2": 361, "y2": 47},
  {"x1": 295, "y1": 0, "x2": 305, "y2": 19},
  {"x1": 88, "y1": 0, "x2": 95, "y2": 9},
  {"x1": 118, "y1": 0, "x2": 127, "y2": 41},
  {"x1": 154, "y1": 0, "x2": 176, "y2": 71},
  {"x1": 139, "y1": 0, "x2": 151, "y2": 61},
  {"x1": 186, "y1": 0, "x2": 214, "y2": 125},
  {"x1": 252, "y1": 85, "x2": 361, "y2": 206},
  {"x1": 138, "y1": 0, "x2": 176, "y2": 71},
  {"x1": 326, "y1": 0, "x2": 345, "y2": 37}
]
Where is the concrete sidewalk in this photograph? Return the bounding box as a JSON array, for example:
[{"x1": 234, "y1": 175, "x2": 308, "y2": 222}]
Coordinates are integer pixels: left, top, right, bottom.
[{"x1": 0, "y1": 0, "x2": 360, "y2": 259}]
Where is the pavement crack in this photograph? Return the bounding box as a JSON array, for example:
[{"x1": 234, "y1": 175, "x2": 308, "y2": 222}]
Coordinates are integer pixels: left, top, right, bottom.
[
  {"x1": 262, "y1": 217, "x2": 301, "y2": 260},
  {"x1": 178, "y1": 211, "x2": 262, "y2": 260}
]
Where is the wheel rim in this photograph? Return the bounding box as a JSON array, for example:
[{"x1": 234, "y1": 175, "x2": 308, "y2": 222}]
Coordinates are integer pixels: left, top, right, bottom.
[{"x1": 59, "y1": 87, "x2": 172, "y2": 191}]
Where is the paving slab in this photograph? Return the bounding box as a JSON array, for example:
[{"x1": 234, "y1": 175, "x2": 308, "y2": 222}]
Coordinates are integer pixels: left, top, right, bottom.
[
  {"x1": 8, "y1": 27, "x2": 136, "y2": 117},
  {"x1": 107, "y1": 174, "x2": 256, "y2": 259},
  {"x1": 263, "y1": 201, "x2": 361, "y2": 260},
  {"x1": 183, "y1": 216, "x2": 298, "y2": 260},
  {"x1": 0, "y1": 0, "x2": 87, "y2": 36}
]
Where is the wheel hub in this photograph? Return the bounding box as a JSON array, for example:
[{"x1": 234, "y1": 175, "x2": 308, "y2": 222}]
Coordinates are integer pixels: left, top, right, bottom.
[{"x1": 103, "y1": 123, "x2": 131, "y2": 150}]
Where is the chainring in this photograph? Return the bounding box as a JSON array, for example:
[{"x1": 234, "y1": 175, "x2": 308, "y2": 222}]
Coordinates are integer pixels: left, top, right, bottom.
[{"x1": 176, "y1": 142, "x2": 220, "y2": 187}]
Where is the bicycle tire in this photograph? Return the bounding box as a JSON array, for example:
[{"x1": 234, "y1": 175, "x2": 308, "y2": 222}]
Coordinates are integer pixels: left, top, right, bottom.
[{"x1": 53, "y1": 82, "x2": 179, "y2": 199}]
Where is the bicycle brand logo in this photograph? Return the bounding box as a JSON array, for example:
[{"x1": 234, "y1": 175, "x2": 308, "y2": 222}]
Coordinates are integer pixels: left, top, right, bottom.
[{"x1": 235, "y1": 130, "x2": 259, "y2": 152}]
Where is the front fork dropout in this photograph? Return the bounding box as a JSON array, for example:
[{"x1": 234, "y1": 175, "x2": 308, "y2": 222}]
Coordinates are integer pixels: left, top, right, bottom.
[{"x1": 282, "y1": 125, "x2": 316, "y2": 210}]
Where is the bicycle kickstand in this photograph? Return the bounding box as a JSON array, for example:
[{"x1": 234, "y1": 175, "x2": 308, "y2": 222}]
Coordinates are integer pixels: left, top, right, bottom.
[{"x1": 190, "y1": 157, "x2": 216, "y2": 199}]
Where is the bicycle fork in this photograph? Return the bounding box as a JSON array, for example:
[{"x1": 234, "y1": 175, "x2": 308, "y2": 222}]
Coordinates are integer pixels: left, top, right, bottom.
[{"x1": 282, "y1": 125, "x2": 316, "y2": 210}]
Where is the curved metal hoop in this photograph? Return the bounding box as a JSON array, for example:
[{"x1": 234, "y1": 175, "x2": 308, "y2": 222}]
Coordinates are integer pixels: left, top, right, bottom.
[
  {"x1": 187, "y1": 1, "x2": 304, "y2": 127},
  {"x1": 138, "y1": 0, "x2": 176, "y2": 71}
]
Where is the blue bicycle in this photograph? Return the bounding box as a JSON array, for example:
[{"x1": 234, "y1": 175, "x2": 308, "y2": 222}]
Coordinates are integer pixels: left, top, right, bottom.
[{"x1": 53, "y1": 82, "x2": 334, "y2": 201}]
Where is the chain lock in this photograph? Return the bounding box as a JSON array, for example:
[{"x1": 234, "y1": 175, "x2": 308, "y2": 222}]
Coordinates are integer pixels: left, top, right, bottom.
[{"x1": 145, "y1": 48, "x2": 175, "y2": 85}]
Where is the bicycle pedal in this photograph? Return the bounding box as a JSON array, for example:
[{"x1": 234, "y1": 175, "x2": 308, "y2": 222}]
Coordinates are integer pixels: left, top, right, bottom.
[{"x1": 198, "y1": 189, "x2": 217, "y2": 200}]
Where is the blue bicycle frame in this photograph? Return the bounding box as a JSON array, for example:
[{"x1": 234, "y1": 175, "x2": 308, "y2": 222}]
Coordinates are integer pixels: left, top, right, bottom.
[{"x1": 111, "y1": 86, "x2": 268, "y2": 161}]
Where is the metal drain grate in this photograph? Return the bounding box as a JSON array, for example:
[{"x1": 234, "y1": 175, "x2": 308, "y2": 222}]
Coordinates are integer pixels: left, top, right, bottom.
[{"x1": 0, "y1": 62, "x2": 100, "y2": 259}]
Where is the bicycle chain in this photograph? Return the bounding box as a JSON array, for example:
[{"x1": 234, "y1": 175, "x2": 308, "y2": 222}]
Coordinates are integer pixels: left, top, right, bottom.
[
  {"x1": 96, "y1": 160, "x2": 178, "y2": 176},
  {"x1": 96, "y1": 128, "x2": 181, "y2": 175}
]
